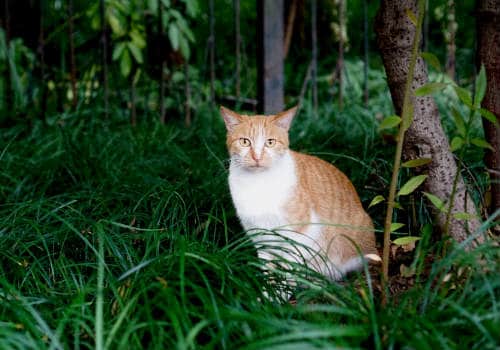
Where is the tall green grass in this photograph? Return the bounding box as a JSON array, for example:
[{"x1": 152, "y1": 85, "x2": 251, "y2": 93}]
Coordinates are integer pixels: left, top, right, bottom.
[{"x1": 1, "y1": 88, "x2": 499, "y2": 349}]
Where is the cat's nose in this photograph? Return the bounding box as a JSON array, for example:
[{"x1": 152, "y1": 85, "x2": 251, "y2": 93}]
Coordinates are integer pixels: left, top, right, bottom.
[{"x1": 250, "y1": 149, "x2": 262, "y2": 162}]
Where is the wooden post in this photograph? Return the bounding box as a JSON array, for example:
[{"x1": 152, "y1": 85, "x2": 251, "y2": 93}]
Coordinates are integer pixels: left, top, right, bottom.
[{"x1": 257, "y1": 0, "x2": 284, "y2": 114}]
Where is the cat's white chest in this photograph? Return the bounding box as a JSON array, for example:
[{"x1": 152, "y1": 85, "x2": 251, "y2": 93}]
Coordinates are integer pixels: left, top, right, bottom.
[{"x1": 228, "y1": 152, "x2": 296, "y2": 231}]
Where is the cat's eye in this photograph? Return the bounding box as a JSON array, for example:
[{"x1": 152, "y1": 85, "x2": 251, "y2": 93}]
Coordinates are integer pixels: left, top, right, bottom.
[
  {"x1": 265, "y1": 139, "x2": 276, "y2": 147},
  {"x1": 239, "y1": 138, "x2": 251, "y2": 147}
]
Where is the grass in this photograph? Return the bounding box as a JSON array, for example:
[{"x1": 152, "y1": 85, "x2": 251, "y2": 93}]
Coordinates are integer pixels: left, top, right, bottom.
[{"x1": 1, "y1": 71, "x2": 499, "y2": 349}]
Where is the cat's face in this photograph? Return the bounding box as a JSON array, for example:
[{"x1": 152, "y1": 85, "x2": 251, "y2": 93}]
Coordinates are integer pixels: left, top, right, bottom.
[{"x1": 221, "y1": 106, "x2": 297, "y2": 171}]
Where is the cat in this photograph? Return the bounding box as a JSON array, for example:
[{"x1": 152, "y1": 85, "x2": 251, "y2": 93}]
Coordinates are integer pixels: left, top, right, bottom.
[{"x1": 220, "y1": 105, "x2": 377, "y2": 282}]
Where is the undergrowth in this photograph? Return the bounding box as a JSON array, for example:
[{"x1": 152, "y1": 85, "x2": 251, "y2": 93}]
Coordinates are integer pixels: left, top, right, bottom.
[{"x1": 1, "y1": 86, "x2": 499, "y2": 349}]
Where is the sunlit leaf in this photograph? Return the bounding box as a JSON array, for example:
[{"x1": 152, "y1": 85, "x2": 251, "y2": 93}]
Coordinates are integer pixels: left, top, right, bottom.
[
  {"x1": 420, "y1": 52, "x2": 441, "y2": 72},
  {"x1": 450, "y1": 136, "x2": 464, "y2": 152},
  {"x1": 479, "y1": 108, "x2": 498, "y2": 124},
  {"x1": 112, "y1": 43, "x2": 126, "y2": 61},
  {"x1": 454, "y1": 86, "x2": 473, "y2": 108},
  {"x1": 379, "y1": 115, "x2": 401, "y2": 130},
  {"x1": 127, "y1": 42, "x2": 143, "y2": 64},
  {"x1": 393, "y1": 236, "x2": 421, "y2": 246},
  {"x1": 453, "y1": 212, "x2": 477, "y2": 220},
  {"x1": 368, "y1": 195, "x2": 385, "y2": 208},
  {"x1": 415, "y1": 82, "x2": 447, "y2": 96},
  {"x1": 390, "y1": 223, "x2": 405, "y2": 232},
  {"x1": 168, "y1": 24, "x2": 180, "y2": 50},
  {"x1": 423, "y1": 192, "x2": 446, "y2": 212},
  {"x1": 471, "y1": 138, "x2": 494, "y2": 151},
  {"x1": 474, "y1": 65, "x2": 487, "y2": 107},
  {"x1": 402, "y1": 158, "x2": 432, "y2": 168},
  {"x1": 120, "y1": 49, "x2": 131, "y2": 77},
  {"x1": 397, "y1": 175, "x2": 428, "y2": 196}
]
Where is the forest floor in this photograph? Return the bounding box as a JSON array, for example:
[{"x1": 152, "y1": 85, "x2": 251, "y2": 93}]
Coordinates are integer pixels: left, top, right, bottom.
[{"x1": 1, "y1": 99, "x2": 499, "y2": 349}]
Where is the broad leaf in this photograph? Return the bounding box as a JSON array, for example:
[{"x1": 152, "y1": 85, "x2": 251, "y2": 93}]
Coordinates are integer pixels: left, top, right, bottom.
[
  {"x1": 450, "y1": 136, "x2": 464, "y2": 152},
  {"x1": 479, "y1": 108, "x2": 498, "y2": 124},
  {"x1": 471, "y1": 138, "x2": 494, "y2": 151},
  {"x1": 393, "y1": 236, "x2": 421, "y2": 246},
  {"x1": 451, "y1": 107, "x2": 466, "y2": 137},
  {"x1": 420, "y1": 52, "x2": 441, "y2": 72},
  {"x1": 474, "y1": 65, "x2": 487, "y2": 107},
  {"x1": 368, "y1": 195, "x2": 385, "y2": 208},
  {"x1": 390, "y1": 223, "x2": 405, "y2": 232},
  {"x1": 127, "y1": 42, "x2": 143, "y2": 64},
  {"x1": 397, "y1": 175, "x2": 428, "y2": 196},
  {"x1": 415, "y1": 82, "x2": 447, "y2": 96},
  {"x1": 402, "y1": 158, "x2": 432, "y2": 168},
  {"x1": 168, "y1": 24, "x2": 180, "y2": 50},
  {"x1": 423, "y1": 192, "x2": 446, "y2": 212},
  {"x1": 379, "y1": 115, "x2": 401, "y2": 130},
  {"x1": 454, "y1": 86, "x2": 473, "y2": 108},
  {"x1": 112, "y1": 42, "x2": 125, "y2": 61},
  {"x1": 120, "y1": 49, "x2": 131, "y2": 77}
]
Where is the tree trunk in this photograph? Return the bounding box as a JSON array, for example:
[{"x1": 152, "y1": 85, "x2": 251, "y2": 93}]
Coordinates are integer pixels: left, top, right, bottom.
[
  {"x1": 476, "y1": 0, "x2": 500, "y2": 230},
  {"x1": 67, "y1": 0, "x2": 78, "y2": 108},
  {"x1": 3, "y1": 0, "x2": 12, "y2": 117},
  {"x1": 130, "y1": 71, "x2": 137, "y2": 126},
  {"x1": 375, "y1": 0, "x2": 482, "y2": 245},
  {"x1": 363, "y1": 0, "x2": 369, "y2": 107},
  {"x1": 445, "y1": 0, "x2": 456, "y2": 80},
  {"x1": 158, "y1": 0, "x2": 166, "y2": 123},
  {"x1": 100, "y1": 0, "x2": 109, "y2": 118},
  {"x1": 234, "y1": 0, "x2": 241, "y2": 98},
  {"x1": 337, "y1": 0, "x2": 345, "y2": 111},
  {"x1": 311, "y1": 0, "x2": 318, "y2": 114},
  {"x1": 284, "y1": 0, "x2": 297, "y2": 59},
  {"x1": 209, "y1": 0, "x2": 215, "y2": 104},
  {"x1": 257, "y1": 0, "x2": 284, "y2": 114},
  {"x1": 38, "y1": 1, "x2": 47, "y2": 121}
]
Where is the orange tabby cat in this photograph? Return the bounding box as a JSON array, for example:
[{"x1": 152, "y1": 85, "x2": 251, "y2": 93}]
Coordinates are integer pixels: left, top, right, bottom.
[{"x1": 221, "y1": 106, "x2": 377, "y2": 281}]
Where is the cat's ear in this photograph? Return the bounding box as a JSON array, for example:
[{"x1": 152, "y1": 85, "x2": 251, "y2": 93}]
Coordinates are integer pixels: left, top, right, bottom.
[
  {"x1": 220, "y1": 106, "x2": 243, "y2": 132},
  {"x1": 272, "y1": 106, "x2": 297, "y2": 131}
]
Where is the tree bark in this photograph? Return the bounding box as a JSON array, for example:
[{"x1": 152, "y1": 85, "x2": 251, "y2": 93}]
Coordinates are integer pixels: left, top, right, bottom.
[
  {"x1": 445, "y1": 0, "x2": 456, "y2": 80},
  {"x1": 337, "y1": 0, "x2": 345, "y2": 111},
  {"x1": 476, "y1": 0, "x2": 500, "y2": 229},
  {"x1": 375, "y1": 0, "x2": 482, "y2": 244},
  {"x1": 284, "y1": 0, "x2": 297, "y2": 59}
]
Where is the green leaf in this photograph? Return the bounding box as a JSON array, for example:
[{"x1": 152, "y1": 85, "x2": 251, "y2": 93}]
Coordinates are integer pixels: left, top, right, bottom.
[
  {"x1": 450, "y1": 136, "x2": 464, "y2": 152},
  {"x1": 402, "y1": 101, "x2": 414, "y2": 131},
  {"x1": 479, "y1": 108, "x2": 498, "y2": 124},
  {"x1": 414, "y1": 82, "x2": 447, "y2": 96},
  {"x1": 474, "y1": 65, "x2": 487, "y2": 107},
  {"x1": 402, "y1": 158, "x2": 432, "y2": 168},
  {"x1": 405, "y1": 8, "x2": 417, "y2": 26},
  {"x1": 368, "y1": 195, "x2": 385, "y2": 208},
  {"x1": 423, "y1": 192, "x2": 446, "y2": 212},
  {"x1": 120, "y1": 49, "x2": 132, "y2": 77},
  {"x1": 379, "y1": 115, "x2": 401, "y2": 130},
  {"x1": 451, "y1": 107, "x2": 466, "y2": 137},
  {"x1": 133, "y1": 68, "x2": 142, "y2": 85},
  {"x1": 112, "y1": 42, "x2": 126, "y2": 61},
  {"x1": 394, "y1": 202, "x2": 403, "y2": 210},
  {"x1": 393, "y1": 236, "x2": 421, "y2": 246},
  {"x1": 420, "y1": 52, "x2": 442, "y2": 72},
  {"x1": 127, "y1": 42, "x2": 143, "y2": 64},
  {"x1": 454, "y1": 86, "x2": 473, "y2": 108},
  {"x1": 390, "y1": 223, "x2": 405, "y2": 232},
  {"x1": 471, "y1": 138, "x2": 494, "y2": 151},
  {"x1": 179, "y1": 37, "x2": 191, "y2": 59},
  {"x1": 108, "y1": 13, "x2": 125, "y2": 36},
  {"x1": 130, "y1": 30, "x2": 146, "y2": 49},
  {"x1": 397, "y1": 175, "x2": 428, "y2": 196},
  {"x1": 168, "y1": 23, "x2": 180, "y2": 50},
  {"x1": 453, "y1": 212, "x2": 477, "y2": 220}
]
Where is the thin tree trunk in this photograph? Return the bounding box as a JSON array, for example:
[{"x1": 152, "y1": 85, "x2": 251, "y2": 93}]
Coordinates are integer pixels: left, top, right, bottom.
[
  {"x1": 38, "y1": 1, "x2": 48, "y2": 121},
  {"x1": 445, "y1": 0, "x2": 456, "y2": 80},
  {"x1": 476, "y1": 0, "x2": 500, "y2": 230},
  {"x1": 375, "y1": 0, "x2": 482, "y2": 245},
  {"x1": 158, "y1": 0, "x2": 166, "y2": 123},
  {"x1": 284, "y1": 0, "x2": 297, "y2": 59},
  {"x1": 337, "y1": 0, "x2": 345, "y2": 111},
  {"x1": 209, "y1": 0, "x2": 215, "y2": 104},
  {"x1": 100, "y1": 0, "x2": 109, "y2": 118},
  {"x1": 234, "y1": 0, "x2": 241, "y2": 98},
  {"x1": 3, "y1": 0, "x2": 12, "y2": 115},
  {"x1": 67, "y1": 0, "x2": 78, "y2": 108},
  {"x1": 185, "y1": 62, "x2": 191, "y2": 127},
  {"x1": 363, "y1": 0, "x2": 369, "y2": 107},
  {"x1": 311, "y1": 0, "x2": 318, "y2": 114},
  {"x1": 423, "y1": 0, "x2": 429, "y2": 52}
]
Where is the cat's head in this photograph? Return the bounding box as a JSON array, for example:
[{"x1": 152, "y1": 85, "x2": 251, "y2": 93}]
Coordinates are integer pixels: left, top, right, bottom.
[{"x1": 220, "y1": 106, "x2": 297, "y2": 171}]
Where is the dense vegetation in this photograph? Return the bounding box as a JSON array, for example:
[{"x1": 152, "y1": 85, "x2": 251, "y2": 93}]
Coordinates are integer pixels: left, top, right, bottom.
[{"x1": 1, "y1": 0, "x2": 499, "y2": 349}]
